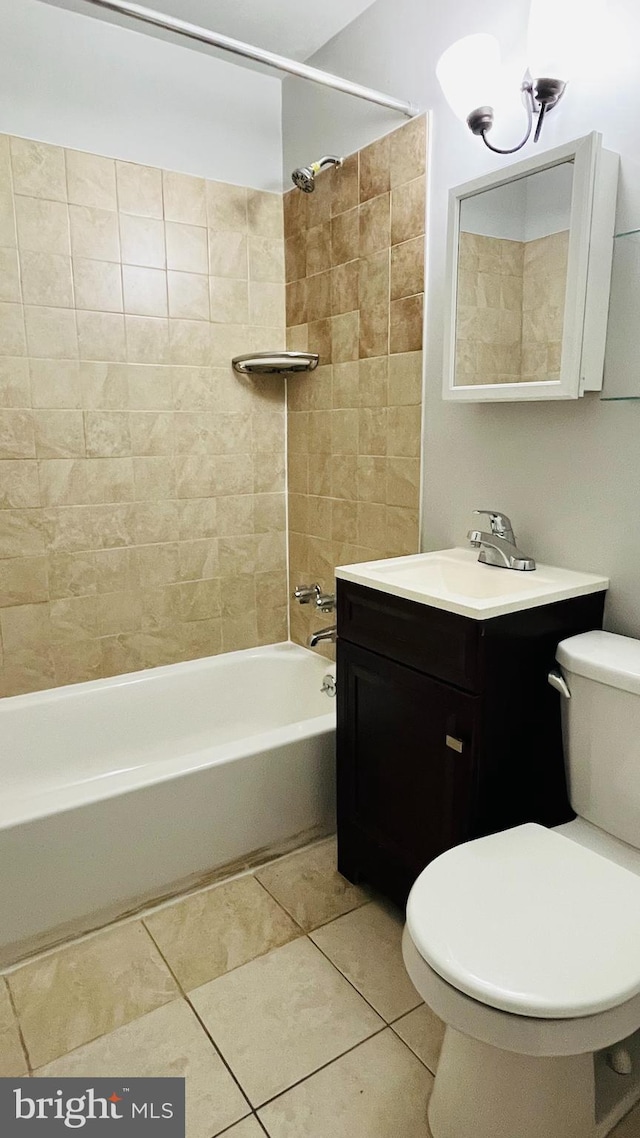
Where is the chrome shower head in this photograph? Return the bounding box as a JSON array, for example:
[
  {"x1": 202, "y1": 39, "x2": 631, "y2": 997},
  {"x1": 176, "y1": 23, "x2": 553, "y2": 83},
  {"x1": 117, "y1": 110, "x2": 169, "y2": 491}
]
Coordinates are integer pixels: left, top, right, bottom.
[{"x1": 291, "y1": 155, "x2": 344, "y2": 193}]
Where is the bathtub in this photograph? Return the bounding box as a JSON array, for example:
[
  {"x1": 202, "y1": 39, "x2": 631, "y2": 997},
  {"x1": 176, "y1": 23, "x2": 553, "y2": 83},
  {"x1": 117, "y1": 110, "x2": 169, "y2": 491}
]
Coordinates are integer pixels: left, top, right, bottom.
[{"x1": 0, "y1": 643, "x2": 336, "y2": 966}]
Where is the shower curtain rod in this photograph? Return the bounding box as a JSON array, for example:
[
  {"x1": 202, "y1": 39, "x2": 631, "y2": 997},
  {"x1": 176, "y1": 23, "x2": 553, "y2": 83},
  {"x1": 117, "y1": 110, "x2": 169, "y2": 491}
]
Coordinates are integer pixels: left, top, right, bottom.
[{"x1": 76, "y1": 0, "x2": 421, "y2": 118}]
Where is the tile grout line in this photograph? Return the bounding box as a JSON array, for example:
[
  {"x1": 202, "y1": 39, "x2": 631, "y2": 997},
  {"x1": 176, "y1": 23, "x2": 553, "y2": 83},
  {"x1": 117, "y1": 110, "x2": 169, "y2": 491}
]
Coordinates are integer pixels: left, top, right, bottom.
[
  {"x1": 140, "y1": 920, "x2": 255, "y2": 1130},
  {"x1": 142, "y1": 904, "x2": 400, "y2": 1128},
  {"x1": 4, "y1": 977, "x2": 32, "y2": 1076},
  {"x1": 254, "y1": 1023, "x2": 389, "y2": 1116}
]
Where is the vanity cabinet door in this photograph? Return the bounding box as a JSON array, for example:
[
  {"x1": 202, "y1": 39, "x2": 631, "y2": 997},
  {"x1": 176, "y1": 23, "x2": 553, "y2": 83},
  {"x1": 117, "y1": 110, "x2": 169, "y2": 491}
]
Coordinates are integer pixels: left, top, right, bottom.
[{"x1": 337, "y1": 642, "x2": 478, "y2": 895}]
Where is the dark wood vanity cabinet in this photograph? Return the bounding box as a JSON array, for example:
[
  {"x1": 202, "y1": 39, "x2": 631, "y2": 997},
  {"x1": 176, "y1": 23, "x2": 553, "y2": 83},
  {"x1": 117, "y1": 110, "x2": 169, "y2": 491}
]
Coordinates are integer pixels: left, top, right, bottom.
[{"x1": 336, "y1": 580, "x2": 606, "y2": 906}]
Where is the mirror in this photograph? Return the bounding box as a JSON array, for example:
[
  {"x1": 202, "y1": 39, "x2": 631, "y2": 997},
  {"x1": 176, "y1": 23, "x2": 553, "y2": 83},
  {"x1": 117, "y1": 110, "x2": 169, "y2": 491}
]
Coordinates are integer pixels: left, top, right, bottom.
[
  {"x1": 455, "y1": 163, "x2": 572, "y2": 388},
  {"x1": 443, "y1": 133, "x2": 619, "y2": 402}
]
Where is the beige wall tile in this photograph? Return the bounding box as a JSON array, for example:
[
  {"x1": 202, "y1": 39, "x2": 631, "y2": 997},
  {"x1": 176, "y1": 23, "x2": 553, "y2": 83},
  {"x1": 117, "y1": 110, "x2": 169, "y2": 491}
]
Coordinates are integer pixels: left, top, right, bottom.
[
  {"x1": 209, "y1": 278, "x2": 249, "y2": 324},
  {"x1": 116, "y1": 161, "x2": 163, "y2": 219},
  {"x1": 359, "y1": 193, "x2": 390, "y2": 257},
  {"x1": 20, "y1": 251, "x2": 73, "y2": 308},
  {"x1": 0, "y1": 190, "x2": 16, "y2": 248},
  {"x1": 73, "y1": 258, "x2": 123, "y2": 312},
  {"x1": 77, "y1": 310, "x2": 125, "y2": 361},
  {"x1": 126, "y1": 315, "x2": 170, "y2": 364},
  {"x1": 0, "y1": 556, "x2": 48, "y2": 607},
  {"x1": 285, "y1": 232, "x2": 306, "y2": 283},
  {"x1": 166, "y1": 221, "x2": 208, "y2": 274},
  {"x1": 168, "y1": 271, "x2": 209, "y2": 321},
  {"x1": 391, "y1": 177, "x2": 426, "y2": 246},
  {"x1": 390, "y1": 294, "x2": 424, "y2": 355},
  {"x1": 0, "y1": 247, "x2": 21, "y2": 303},
  {"x1": 48, "y1": 551, "x2": 96, "y2": 600},
  {"x1": 249, "y1": 236, "x2": 284, "y2": 282},
  {"x1": 0, "y1": 458, "x2": 39, "y2": 507},
  {"x1": 391, "y1": 237, "x2": 424, "y2": 301},
  {"x1": 249, "y1": 281, "x2": 284, "y2": 327},
  {"x1": 10, "y1": 138, "x2": 66, "y2": 201},
  {"x1": 206, "y1": 181, "x2": 247, "y2": 232},
  {"x1": 122, "y1": 265, "x2": 167, "y2": 318},
  {"x1": 0, "y1": 134, "x2": 287, "y2": 698},
  {"x1": 66, "y1": 150, "x2": 117, "y2": 210},
  {"x1": 34, "y1": 409, "x2": 85, "y2": 457},
  {"x1": 0, "y1": 358, "x2": 30, "y2": 407},
  {"x1": 0, "y1": 409, "x2": 34, "y2": 459},
  {"x1": 69, "y1": 205, "x2": 120, "y2": 262},
  {"x1": 331, "y1": 153, "x2": 359, "y2": 216},
  {"x1": 163, "y1": 171, "x2": 206, "y2": 226},
  {"x1": 390, "y1": 115, "x2": 427, "y2": 188},
  {"x1": 0, "y1": 302, "x2": 26, "y2": 356},
  {"x1": 247, "y1": 190, "x2": 282, "y2": 238},
  {"x1": 120, "y1": 214, "x2": 165, "y2": 269},
  {"x1": 85, "y1": 410, "x2": 132, "y2": 457},
  {"x1": 360, "y1": 134, "x2": 391, "y2": 203},
  {"x1": 15, "y1": 196, "x2": 70, "y2": 255},
  {"x1": 170, "y1": 319, "x2": 210, "y2": 365},
  {"x1": 25, "y1": 306, "x2": 77, "y2": 359}
]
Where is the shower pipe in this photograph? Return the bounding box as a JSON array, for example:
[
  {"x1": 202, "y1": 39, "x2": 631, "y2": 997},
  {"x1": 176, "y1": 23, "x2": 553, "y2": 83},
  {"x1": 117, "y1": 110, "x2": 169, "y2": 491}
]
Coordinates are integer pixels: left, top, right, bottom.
[{"x1": 74, "y1": 0, "x2": 421, "y2": 118}]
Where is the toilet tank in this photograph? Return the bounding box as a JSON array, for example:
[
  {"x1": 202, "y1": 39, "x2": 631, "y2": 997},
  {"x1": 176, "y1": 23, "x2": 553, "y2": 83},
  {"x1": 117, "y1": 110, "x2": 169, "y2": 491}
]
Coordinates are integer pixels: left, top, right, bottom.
[{"x1": 556, "y1": 631, "x2": 640, "y2": 850}]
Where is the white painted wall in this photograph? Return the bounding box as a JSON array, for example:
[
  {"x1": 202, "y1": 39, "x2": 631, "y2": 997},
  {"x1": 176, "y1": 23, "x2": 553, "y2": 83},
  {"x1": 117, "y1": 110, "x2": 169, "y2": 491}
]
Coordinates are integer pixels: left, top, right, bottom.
[
  {"x1": 0, "y1": 0, "x2": 284, "y2": 190},
  {"x1": 283, "y1": 0, "x2": 640, "y2": 635}
]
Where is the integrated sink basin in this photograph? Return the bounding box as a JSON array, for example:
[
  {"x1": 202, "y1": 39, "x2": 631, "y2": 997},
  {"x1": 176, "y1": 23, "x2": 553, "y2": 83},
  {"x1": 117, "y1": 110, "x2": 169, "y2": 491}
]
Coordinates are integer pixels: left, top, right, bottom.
[{"x1": 336, "y1": 547, "x2": 609, "y2": 619}]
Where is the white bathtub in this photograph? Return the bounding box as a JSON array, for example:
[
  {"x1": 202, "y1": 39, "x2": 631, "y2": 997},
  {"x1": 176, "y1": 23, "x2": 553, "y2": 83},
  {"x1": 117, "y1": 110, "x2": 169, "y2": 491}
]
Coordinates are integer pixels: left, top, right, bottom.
[{"x1": 0, "y1": 643, "x2": 336, "y2": 966}]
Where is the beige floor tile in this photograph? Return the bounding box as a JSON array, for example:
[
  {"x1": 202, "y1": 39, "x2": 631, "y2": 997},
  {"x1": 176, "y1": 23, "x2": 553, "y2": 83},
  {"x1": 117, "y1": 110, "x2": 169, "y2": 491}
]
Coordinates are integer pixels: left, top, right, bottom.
[
  {"x1": 8, "y1": 921, "x2": 178, "y2": 1068},
  {"x1": 224, "y1": 1119, "x2": 266, "y2": 1138},
  {"x1": 145, "y1": 875, "x2": 300, "y2": 991},
  {"x1": 259, "y1": 1029, "x2": 433, "y2": 1138},
  {"x1": 392, "y1": 1004, "x2": 445, "y2": 1074},
  {"x1": 255, "y1": 838, "x2": 369, "y2": 931},
  {"x1": 310, "y1": 901, "x2": 422, "y2": 1022},
  {"x1": 190, "y1": 936, "x2": 383, "y2": 1107},
  {"x1": 611, "y1": 1103, "x2": 640, "y2": 1136},
  {"x1": 0, "y1": 977, "x2": 27, "y2": 1076},
  {"x1": 36, "y1": 998, "x2": 249, "y2": 1138}
]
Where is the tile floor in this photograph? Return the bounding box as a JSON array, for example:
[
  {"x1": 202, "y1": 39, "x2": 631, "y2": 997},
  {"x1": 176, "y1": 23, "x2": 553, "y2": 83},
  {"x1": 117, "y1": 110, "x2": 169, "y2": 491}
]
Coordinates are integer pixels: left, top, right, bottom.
[
  {"x1": 1, "y1": 835, "x2": 639, "y2": 1137},
  {"x1": 0, "y1": 837, "x2": 442, "y2": 1137}
]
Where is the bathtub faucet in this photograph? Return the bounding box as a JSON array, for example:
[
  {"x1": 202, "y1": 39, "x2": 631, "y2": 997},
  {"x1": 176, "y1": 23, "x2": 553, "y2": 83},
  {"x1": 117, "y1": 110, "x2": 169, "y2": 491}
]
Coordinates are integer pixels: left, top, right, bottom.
[
  {"x1": 294, "y1": 583, "x2": 336, "y2": 613},
  {"x1": 309, "y1": 625, "x2": 337, "y2": 648}
]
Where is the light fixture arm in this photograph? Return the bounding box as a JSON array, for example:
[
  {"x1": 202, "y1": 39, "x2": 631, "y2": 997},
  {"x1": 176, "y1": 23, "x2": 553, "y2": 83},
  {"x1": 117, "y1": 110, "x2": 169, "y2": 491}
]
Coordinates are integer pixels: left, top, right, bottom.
[{"x1": 466, "y1": 77, "x2": 566, "y2": 155}]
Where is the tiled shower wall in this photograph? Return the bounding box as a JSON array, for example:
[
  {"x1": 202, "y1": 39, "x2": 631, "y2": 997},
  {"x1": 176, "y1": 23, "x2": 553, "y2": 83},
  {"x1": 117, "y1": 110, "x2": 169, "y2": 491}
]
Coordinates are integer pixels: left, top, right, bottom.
[
  {"x1": 0, "y1": 134, "x2": 288, "y2": 698},
  {"x1": 284, "y1": 116, "x2": 427, "y2": 648}
]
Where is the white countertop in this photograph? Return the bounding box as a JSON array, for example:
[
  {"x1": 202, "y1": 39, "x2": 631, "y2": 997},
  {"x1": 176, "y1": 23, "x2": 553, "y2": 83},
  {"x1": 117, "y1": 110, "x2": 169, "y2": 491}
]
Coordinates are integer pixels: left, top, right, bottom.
[{"x1": 335, "y1": 547, "x2": 609, "y2": 620}]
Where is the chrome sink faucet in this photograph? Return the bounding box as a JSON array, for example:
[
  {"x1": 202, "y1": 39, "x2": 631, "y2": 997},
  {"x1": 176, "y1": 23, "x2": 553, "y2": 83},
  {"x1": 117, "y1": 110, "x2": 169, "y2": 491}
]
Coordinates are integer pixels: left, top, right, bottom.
[{"x1": 467, "y1": 510, "x2": 536, "y2": 572}]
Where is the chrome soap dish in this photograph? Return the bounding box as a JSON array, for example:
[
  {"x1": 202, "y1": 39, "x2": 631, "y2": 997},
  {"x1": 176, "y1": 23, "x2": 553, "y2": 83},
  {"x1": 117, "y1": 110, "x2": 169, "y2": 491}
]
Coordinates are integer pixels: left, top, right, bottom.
[{"x1": 232, "y1": 351, "x2": 319, "y2": 376}]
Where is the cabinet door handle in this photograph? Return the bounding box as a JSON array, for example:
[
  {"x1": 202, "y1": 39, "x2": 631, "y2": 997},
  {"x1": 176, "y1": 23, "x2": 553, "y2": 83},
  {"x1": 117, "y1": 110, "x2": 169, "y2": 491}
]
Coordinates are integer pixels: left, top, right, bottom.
[{"x1": 446, "y1": 735, "x2": 464, "y2": 753}]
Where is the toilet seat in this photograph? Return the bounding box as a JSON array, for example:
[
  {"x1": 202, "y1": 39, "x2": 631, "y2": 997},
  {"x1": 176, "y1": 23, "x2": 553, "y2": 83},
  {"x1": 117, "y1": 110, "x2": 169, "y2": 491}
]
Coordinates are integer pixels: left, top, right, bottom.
[{"x1": 406, "y1": 823, "x2": 640, "y2": 1020}]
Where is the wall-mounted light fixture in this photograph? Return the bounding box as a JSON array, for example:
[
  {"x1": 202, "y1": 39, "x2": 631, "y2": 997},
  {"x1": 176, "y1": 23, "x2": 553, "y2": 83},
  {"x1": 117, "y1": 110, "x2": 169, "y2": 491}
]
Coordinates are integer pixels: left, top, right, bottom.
[{"x1": 436, "y1": 0, "x2": 607, "y2": 154}]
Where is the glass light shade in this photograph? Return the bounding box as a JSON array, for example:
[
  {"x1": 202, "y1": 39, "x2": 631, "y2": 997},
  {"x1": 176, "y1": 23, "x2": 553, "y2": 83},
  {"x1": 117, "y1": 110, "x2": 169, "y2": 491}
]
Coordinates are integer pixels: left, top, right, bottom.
[
  {"x1": 527, "y1": 0, "x2": 608, "y2": 80},
  {"x1": 436, "y1": 33, "x2": 502, "y2": 122}
]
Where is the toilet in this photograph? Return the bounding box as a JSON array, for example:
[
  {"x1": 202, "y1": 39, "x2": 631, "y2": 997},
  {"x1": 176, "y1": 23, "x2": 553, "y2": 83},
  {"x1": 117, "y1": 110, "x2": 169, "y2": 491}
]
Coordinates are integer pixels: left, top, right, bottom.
[{"x1": 403, "y1": 631, "x2": 640, "y2": 1138}]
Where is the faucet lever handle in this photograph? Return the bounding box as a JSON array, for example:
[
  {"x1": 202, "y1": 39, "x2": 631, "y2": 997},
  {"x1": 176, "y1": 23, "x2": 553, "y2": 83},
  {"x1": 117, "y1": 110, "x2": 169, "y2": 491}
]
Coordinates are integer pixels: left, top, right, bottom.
[{"x1": 472, "y1": 510, "x2": 514, "y2": 539}]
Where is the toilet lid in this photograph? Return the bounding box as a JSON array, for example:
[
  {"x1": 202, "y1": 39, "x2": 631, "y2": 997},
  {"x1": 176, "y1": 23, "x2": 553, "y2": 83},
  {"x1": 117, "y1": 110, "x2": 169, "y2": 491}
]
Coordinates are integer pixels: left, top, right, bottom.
[{"x1": 406, "y1": 823, "x2": 640, "y2": 1019}]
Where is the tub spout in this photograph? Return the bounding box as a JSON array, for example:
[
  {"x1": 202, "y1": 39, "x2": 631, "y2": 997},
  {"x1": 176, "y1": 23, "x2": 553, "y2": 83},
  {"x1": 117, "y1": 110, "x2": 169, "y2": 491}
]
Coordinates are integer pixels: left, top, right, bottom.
[{"x1": 309, "y1": 624, "x2": 337, "y2": 648}]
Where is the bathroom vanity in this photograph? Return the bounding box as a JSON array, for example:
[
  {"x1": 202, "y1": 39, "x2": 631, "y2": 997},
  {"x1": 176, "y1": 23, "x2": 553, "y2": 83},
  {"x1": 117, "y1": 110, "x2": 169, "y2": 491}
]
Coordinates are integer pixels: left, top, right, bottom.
[{"x1": 335, "y1": 548, "x2": 608, "y2": 905}]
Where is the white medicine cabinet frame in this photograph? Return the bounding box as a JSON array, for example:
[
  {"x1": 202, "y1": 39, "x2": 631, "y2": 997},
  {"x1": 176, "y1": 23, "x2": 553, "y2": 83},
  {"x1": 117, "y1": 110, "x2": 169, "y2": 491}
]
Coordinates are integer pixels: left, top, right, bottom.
[{"x1": 443, "y1": 132, "x2": 619, "y2": 402}]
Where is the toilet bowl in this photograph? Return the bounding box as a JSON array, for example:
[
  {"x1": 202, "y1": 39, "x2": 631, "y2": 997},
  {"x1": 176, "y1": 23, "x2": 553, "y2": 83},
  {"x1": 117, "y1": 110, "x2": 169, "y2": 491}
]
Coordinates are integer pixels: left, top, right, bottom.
[{"x1": 402, "y1": 631, "x2": 640, "y2": 1138}]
